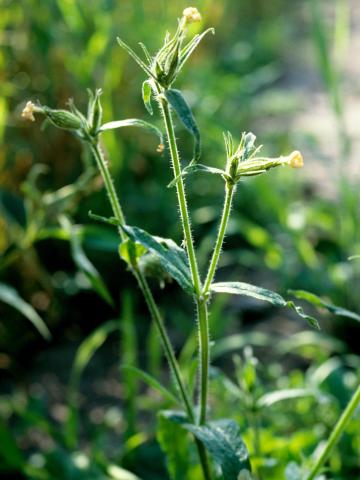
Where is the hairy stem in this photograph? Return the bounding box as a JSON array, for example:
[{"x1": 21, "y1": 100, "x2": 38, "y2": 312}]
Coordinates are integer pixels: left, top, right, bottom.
[
  {"x1": 160, "y1": 98, "x2": 202, "y2": 296},
  {"x1": 159, "y1": 97, "x2": 212, "y2": 478},
  {"x1": 90, "y1": 139, "x2": 194, "y2": 419},
  {"x1": 197, "y1": 298, "x2": 210, "y2": 425},
  {"x1": 306, "y1": 384, "x2": 360, "y2": 480},
  {"x1": 90, "y1": 140, "x2": 126, "y2": 240},
  {"x1": 133, "y1": 267, "x2": 195, "y2": 420},
  {"x1": 203, "y1": 183, "x2": 235, "y2": 294}
]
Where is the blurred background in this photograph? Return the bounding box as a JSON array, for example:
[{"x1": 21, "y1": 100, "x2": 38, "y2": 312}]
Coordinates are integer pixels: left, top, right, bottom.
[{"x1": 0, "y1": 0, "x2": 359, "y2": 479}]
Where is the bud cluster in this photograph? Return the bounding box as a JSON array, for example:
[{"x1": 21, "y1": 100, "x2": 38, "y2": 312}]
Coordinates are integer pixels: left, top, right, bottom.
[
  {"x1": 223, "y1": 131, "x2": 304, "y2": 186},
  {"x1": 117, "y1": 7, "x2": 213, "y2": 90}
]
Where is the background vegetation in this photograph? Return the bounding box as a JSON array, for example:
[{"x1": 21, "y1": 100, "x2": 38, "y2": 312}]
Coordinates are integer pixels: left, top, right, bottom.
[{"x1": 0, "y1": 0, "x2": 359, "y2": 479}]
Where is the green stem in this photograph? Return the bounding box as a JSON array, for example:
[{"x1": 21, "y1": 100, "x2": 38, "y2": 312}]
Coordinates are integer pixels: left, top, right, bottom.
[
  {"x1": 159, "y1": 97, "x2": 212, "y2": 478},
  {"x1": 203, "y1": 183, "x2": 235, "y2": 294},
  {"x1": 160, "y1": 98, "x2": 202, "y2": 296},
  {"x1": 90, "y1": 139, "x2": 194, "y2": 419},
  {"x1": 133, "y1": 267, "x2": 194, "y2": 420},
  {"x1": 197, "y1": 298, "x2": 210, "y2": 425},
  {"x1": 306, "y1": 383, "x2": 360, "y2": 480},
  {"x1": 89, "y1": 140, "x2": 126, "y2": 240}
]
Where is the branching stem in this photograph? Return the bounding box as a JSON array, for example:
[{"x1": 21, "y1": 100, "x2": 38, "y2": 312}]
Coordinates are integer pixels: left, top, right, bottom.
[
  {"x1": 203, "y1": 183, "x2": 235, "y2": 294},
  {"x1": 90, "y1": 139, "x2": 194, "y2": 420}
]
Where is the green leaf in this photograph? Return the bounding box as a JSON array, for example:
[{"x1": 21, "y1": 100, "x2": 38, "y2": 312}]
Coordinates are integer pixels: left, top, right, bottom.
[
  {"x1": 65, "y1": 320, "x2": 119, "y2": 448},
  {"x1": 257, "y1": 388, "x2": 319, "y2": 408},
  {"x1": 99, "y1": 118, "x2": 164, "y2": 147},
  {"x1": 157, "y1": 411, "x2": 194, "y2": 480},
  {"x1": 119, "y1": 238, "x2": 147, "y2": 267},
  {"x1": 0, "y1": 420, "x2": 25, "y2": 470},
  {"x1": 179, "y1": 29, "x2": 215, "y2": 71},
  {"x1": 165, "y1": 89, "x2": 201, "y2": 163},
  {"x1": 120, "y1": 365, "x2": 178, "y2": 405},
  {"x1": 210, "y1": 281, "x2": 286, "y2": 307},
  {"x1": 349, "y1": 255, "x2": 360, "y2": 261},
  {"x1": 184, "y1": 419, "x2": 251, "y2": 479},
  {"x1": 142, "y1": 80, "x2": 153, "y2": 115},
  {"x1": 167, "y1": 164, "x2": 226, "y2": 188},
  {"x1": 210, "y1": 282, "x2": 319, "y2": 328},
  {"x1": 117, "y1": 37, "x2": 156, "y2": 80},
  {"x1": 120, "y1": 225, "x2": 194, "y2": 294},
  {"x1": 286, "y1": 301, "x2": 320, "y2": 330},
  {"x1": 61, "y1": 218, "x2": 113, "y2": 306},
  {"x1": 0, "y1": 282, "x2": 51, "y2": 340},
  {"x1": 289, "y1": 289, "x2": 360, "y2": 322}
]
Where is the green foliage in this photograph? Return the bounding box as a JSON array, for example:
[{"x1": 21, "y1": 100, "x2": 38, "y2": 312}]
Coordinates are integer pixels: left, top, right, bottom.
[
  {"x1": 1, "y1": 1, "x2": 360, "y2": 479},
  {"x1": 0, "y1": 282, "x2": 51, "y2": 340},
  {"x1": 185, "y1": 420, "x2": 251, "y2": 479},
  {"x1": 165, "y1": 89, "x2": 201, "y2": 163},
  {"x1": 120, "y1": 224, "x2": 194, "y2": 294}
]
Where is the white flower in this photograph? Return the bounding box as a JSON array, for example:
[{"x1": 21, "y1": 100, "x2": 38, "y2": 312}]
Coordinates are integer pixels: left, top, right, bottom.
[
  {"x1": 182, "y1": 7, "x2": 202, "y2": 24},
  {"x1": 21, "y1": 101, "x2": 36, "y2": 122}
]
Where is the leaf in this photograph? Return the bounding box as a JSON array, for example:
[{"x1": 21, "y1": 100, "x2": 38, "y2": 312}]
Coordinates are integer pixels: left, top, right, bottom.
[
  {"x1": 165, "y1": 89, "x2": 201, "y2": 163},
  {"x1": 0, "y1": 420, "x2": 25, "y2": 470},
  {"x1": 257, "y1": 388, "x2": 319, "y2": 408},
  {"x1": 0, "y1": 282, "x2": 51, "y2": 340},
  {"x1": 210, "y1": 282, "x2": 286, "y2": 307},
  {"x1": 349, "y1": 255, "x2": 360, "y2": 261},
  {"x1": 120, "y1": 365, "x2": 179, "y2": 405},
  {"x1": 210, "y1": 282, "x2": 319, "y2": 328},
  {"x1": 99, "y1": 118, "x2": 164, "y2": 147},
  {"x1": 179, "y1": 29, "x2": 215, "y2": 71},
  {"x1": 185, "y1": 419, "x2": 251, "y2": 479},
  {"x1": 289, "y1": 289, "x2": 360, "y2": 322},
  {"x1": 119, "y1": 238, "x2": 147, "y2": 267},
  {"x1": 107, "y1": 464, "x2": 141, "y2": 480},
  {"x1": 65, "y1": 319, "x2": 119, "y2": 448},
  {"x1": 157, "y1": 411, "x2": 194, "y2": 480},
  {"x1": 61, "y1": 218, "x2": 113, "y2": 306},
  {"x1": 117, "y1": 37, "x2": 155, "y2": 80},
  {"x1": 142, "y1": 80, "x2": 153, "y2": 115},
  {"x1": 120, "y1": 225, "x2": 194, "y2": 294},
  {"x1": 167, "y1": 164, "x2": 226, "y2": 188},
  {"x1": 286, "y1": 301, "x2": 320, "y2": 330}
]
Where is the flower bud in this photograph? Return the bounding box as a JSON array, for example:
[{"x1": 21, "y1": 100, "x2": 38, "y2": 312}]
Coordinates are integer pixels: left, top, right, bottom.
[
  {"x1": 286, "y1": 150, "x2": 304, "y2": 168},
  {"x1": 182, "y1": 7, "x2": 202, "y2": 24},
  {"x1": 42, "y1": 106, "x2": 82, "y2": 131},
  {"x1": 88, "y1": 89, "x2": 103, "y2": 134}
]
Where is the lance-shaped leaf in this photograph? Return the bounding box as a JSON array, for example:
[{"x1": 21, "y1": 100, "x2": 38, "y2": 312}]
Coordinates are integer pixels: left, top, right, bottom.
[
  {"x1": 184, "y1": 419, "x2": 251, "y2": 479},
  {"x1": 121, "y1": 225, "x2": 194, "y2": 294},
  {"x1": 286, "y1": 301, "x2": 320, "y2": 330},
  {"x1": 257, "y1": 388, "x2": 320, "y2": 408},
  {"x1": 179, "y1": 28, "x2": 215, "y2": 71},
  {"x1": 99, "y1": 118, "x2": 164, "y2": 147},
  {"x1": 117, "y1": 37, "x2": 156, "y2": 79},
  {"x1": 289, "y1": 289, "x2": 360, "y2": 322},
  {"x1": 165, "y1": 89, "x2": 201, "y2": 163},
  {"x1": 0, "y1": 282, "x2": 51, "y2": 340},
  {"x1": 60, "y1": 217, "x2": 113, "y2": 306},
  {"x1": 142, "y1": 79, "x2": 153, "y2": 115},
  {"x1": 168, "y1": 163, "x2": 227, "y2": 188},
  {"x1": 120, "y1": 365, "x2": 179, "y2": 405},
  {"x1": 210, "y1": 282, "x2": 319, "y2": 329},
  {"x1": 210, "y1": 281, "x2": 287, "y2": 307}
]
